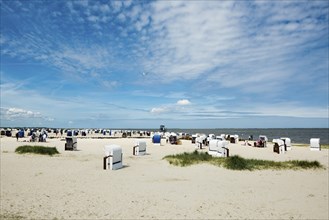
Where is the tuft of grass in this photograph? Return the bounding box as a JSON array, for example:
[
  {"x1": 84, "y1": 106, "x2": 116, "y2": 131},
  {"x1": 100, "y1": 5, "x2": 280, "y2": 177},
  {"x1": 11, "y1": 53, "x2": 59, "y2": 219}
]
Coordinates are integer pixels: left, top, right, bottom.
[
  {"x1": 0, "y1": 212, "x2": 25, "y2": 219},
  {"x1": 163, "y1": 151, "x2": 324, "y2": 171},
  {"x1": 322, "y1": 144, "x2": 329, "y2": 149},
  {"x1": 163, "y1": 150, "x2": 212, "y2": 166},
  {"x1": 15, "y1": 145, "x2": 59, "y2": 156},
  {"x1": 224, "y1": 155, "x2": 250, "y2": 170},
  {"x1": 288, "y1": 160, "x2": 322, "y2": 169}
]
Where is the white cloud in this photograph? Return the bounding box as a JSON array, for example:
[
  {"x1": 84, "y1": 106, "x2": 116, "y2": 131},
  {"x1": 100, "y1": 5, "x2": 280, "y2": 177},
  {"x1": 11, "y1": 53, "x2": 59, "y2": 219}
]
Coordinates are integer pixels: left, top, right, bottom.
[
  {"x1": 111, "y1": 1, "x2": 122, "y2": 13},
  {"x1": 150, "y1": 107, "x2": 168, "y2": 114},
  {"x1": 0, "y1": 34, "x2": 6, "y2": 44},
  {"x1": 138, "y1": 0, "x2": 328, "y2": 95},
  {"x1": 122, "y1": 0, "x2": 132, "y2": 8},
  {"x1": 128, "y1": 5, "x2": 142, "y2": 21},
  {"x1": 149, "y1": 98, "x2": 328, "y2": 119},
  {"x1": 90, "y1": 72, "x2": 100, "y2": 78},
  {"x1": 51, "y1": 45, "x2": 112, "y2": 75},
  {"x1": 87, "y1": 15, "x2": 99, "y2": 22},
  {"x1": 142, "y1": 2, "x2": 240, "y2": 80},
  {"x1": 135, "y1": 13, "x2": 150, "y2": 31},
  {"x1": 100, "y1": 4, "x2": 110, "y2": 13},
  {"x1": 117, "y1": 13, "x2": 126, "y2": 22},
  {"x1": 150, "y1": 99, "x2": 192, "y2": 115},
  {"x1": 254, "y1": 104, "x2": 329, "y2": 118},
  {"x1": 102, "y1": 80, "x2": 119, "y2": 89},
  {"x1": 1, "y1": 107, "x2": 42, "y2": 120},
  {"x1": 177, "y1": 99, "x2": 191, "y2": 105},
  {"x1": 74, "y1": 0, "x2": 88, "y2": 8}
]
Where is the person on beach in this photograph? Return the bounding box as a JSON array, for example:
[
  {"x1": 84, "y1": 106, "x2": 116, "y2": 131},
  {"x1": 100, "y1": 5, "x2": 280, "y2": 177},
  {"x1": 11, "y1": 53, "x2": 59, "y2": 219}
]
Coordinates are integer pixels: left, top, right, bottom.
[
  {"x1": 16, "y1": 132, "x2": 19, "y2": 141},
  {"x1": 244, "y1": 140, "x2": 251, "y2": 146}
]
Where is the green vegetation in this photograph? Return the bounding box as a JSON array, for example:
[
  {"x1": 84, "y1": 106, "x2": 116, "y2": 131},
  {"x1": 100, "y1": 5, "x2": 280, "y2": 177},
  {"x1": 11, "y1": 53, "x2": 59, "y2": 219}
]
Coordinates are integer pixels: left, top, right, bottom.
[
  {"x1": 0, "y1": 212, "x2": 25, "y2": 219},
  {"x1": 322, "y1": 144, "x2": 329, "y2": 149},
  {"x1": 163, "y1": 150, "x2": 213, "y2": 166},
  {"x1": 15, "y1": 145, "x2": 59, "y2": 156},
  {"x1": 293, "y1": 143, "x2": 329, "y2": 149},
  {"x1": 163, "y1": 150, "x2": 324, "y2": 171}
]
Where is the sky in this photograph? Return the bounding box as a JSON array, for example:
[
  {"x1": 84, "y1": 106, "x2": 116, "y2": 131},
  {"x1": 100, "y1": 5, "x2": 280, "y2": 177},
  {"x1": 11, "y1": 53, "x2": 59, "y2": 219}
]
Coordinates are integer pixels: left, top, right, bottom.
[{"x1": 0, "y1": 0, "x2": 328, "y2": 129}]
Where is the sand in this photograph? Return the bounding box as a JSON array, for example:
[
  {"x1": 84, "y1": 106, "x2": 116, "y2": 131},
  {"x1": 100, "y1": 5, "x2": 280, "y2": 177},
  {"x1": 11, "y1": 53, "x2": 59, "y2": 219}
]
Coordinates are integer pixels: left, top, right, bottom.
[{"x1": 1, "y1": 136, "x2": 328, "y2": 219}]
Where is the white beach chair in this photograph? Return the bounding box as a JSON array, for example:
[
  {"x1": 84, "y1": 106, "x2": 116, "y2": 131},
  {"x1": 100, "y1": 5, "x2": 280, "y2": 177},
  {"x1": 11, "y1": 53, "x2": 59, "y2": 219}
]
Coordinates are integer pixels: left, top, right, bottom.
[
  {"x1": 310, "y1": 138, "x2": 320, "y2": 151},
  {"x1": 200, "y1": 134, "x2": 207, "y2": 144},
  {"x1": 208, "y1": 140, "x2": 229, "y2": 157},
  {"x1": 195, "y1": 137, "x2": 203, "y2": 149},
  {"x1": 104, "y1": 145, "x2": 123, "y2": 170},
  {"x1": 191, "y1": 134, "x2": 197, "y2": 144},
  {"x1": 230, "y1": 135, "x2": 239, "y2": 144},
  {"x1": 133, "y1": 140, "x2": 147, "y2": 156},
  {"x1": 272, "y1": 139, "x2": 285, "y2": 154},
  {"x1": 281, "y1": 137, "x2": 292, "y2": 151},
  {"x1": 65, "y1": 137, "x2": 77, "y2": 151}
]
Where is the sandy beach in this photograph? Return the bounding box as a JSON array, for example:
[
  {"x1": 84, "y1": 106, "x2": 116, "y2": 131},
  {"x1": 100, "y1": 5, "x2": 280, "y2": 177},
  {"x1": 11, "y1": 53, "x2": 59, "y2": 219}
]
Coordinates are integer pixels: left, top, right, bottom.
[{"x1": 1, "y1": 136, "x2": 328, "y2": 219}]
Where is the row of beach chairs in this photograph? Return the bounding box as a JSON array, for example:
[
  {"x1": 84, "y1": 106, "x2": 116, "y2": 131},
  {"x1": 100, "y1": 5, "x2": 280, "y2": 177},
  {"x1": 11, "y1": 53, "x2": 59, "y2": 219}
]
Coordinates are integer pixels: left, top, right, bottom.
[{"x1": 64, "y1": 137, "x2": 322, "y2": 170}]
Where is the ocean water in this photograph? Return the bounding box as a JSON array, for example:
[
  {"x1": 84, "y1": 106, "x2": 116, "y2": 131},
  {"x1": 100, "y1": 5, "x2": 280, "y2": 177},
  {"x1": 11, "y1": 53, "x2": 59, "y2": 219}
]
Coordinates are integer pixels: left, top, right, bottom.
[{"x1": 163, "y1": 128, "x2": 329, "y2": 145}]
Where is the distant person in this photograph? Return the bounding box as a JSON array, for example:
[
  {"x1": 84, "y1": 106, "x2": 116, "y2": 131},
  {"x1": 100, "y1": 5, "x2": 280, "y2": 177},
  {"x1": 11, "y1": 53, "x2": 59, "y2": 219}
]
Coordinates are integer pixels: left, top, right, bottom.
[
  {"x1": 16, "y1": 132, "x2": 19, "y2": 141},
  {"x1": 244, "y1": 140, "x2": 251, "y2": 146}
]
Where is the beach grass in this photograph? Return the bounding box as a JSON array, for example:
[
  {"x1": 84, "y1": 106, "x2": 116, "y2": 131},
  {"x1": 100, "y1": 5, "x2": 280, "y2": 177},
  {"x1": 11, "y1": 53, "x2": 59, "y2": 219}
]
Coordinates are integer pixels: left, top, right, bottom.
[
  {"x1": 293, "y1": 143, "x2": 329, "y2": 149},
  {"x1": 15, "y1": 145, "x2": 59, "y2": 156},
  {"x1": 0, "y1": 212, "x2": 25, "y2": 219},
  {"x1": 163, "y1": 150, "x2": 324, "y2": 170},
  {"x1": 322, "y1": 144, "x2": 329, "y2": 149},
  {"x1": 163, "y1": 150, "x2": 213, "y2": 166}
]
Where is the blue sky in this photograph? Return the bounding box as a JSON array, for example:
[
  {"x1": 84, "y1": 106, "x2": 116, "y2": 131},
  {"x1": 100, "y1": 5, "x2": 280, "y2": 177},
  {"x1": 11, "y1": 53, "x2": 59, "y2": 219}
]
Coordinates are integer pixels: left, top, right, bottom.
[{"x1": 0, "y1": 0, "x2": 328, "y2": 129}]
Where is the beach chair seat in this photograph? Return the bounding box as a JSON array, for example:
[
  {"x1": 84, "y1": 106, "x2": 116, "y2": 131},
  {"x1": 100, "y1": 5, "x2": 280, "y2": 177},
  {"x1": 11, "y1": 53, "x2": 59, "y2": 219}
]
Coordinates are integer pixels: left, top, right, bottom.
[
  {"x1": 281, "y1": 137, "x2": 292, "y2": 151},
  {"x1": 208, "y1": 140, "x2": 229, "y2": 157},
  {"x1": 65, "y1": 137, "x2": 77, "y2": 151},
  {"x1": 133, "y1": 140, "x2": 147, "y2": 156},
  {"x1": 152, "y1": 134, "x2": 161, "y2": 145},
  {"x1": 272, "y1": 139, "x2": 285, "y2": 154},
  {"x1": 104, "y1": 145, "x2": 123, "y2": 170},
  {"x1": 195, "y1": 137, "x2": 203, "y2": 149},
  {"x1": 310, "y1": 138, "x2": 320, "y2": 151}
]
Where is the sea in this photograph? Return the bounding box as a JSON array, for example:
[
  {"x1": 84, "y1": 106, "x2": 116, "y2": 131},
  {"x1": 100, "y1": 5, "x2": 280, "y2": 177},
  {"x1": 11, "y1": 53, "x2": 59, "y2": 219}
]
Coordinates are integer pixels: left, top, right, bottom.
[{"x1": 152, "y1": 128, "x2": 329, "y2": 145}]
